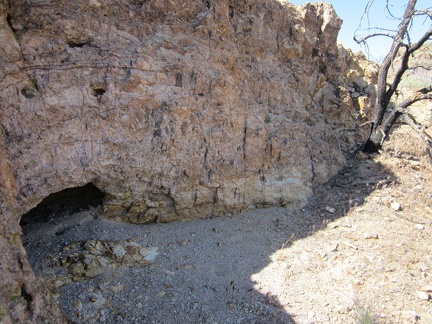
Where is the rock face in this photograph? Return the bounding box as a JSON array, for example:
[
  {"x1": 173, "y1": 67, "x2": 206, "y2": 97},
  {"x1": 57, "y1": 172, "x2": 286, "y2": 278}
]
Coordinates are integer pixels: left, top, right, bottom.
[{"x1": 0, "y1": 0, "x2": 376, "y2": 321}]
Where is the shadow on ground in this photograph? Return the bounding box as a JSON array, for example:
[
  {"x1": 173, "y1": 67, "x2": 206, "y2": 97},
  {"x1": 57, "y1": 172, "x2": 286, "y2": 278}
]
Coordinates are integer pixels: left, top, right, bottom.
[{"x1": 21, "y1": 157, "x2": 396, "y2": 323}]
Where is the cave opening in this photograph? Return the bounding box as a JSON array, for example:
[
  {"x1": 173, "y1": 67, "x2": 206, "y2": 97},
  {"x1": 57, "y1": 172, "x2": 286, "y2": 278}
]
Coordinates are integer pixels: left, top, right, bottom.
[
  {"x1": 20, "y1": 182, "x2": 105, "y2": 227},
  {"x1": 19, "y1": 183, "x2": 107, "y2": 286}
]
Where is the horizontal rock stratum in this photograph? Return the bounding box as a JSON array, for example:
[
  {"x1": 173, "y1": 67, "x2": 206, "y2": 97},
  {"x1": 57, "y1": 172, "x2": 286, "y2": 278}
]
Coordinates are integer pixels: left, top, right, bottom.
[{"x1": 0, "y1": 0, "x2": 376, "y2": 321}]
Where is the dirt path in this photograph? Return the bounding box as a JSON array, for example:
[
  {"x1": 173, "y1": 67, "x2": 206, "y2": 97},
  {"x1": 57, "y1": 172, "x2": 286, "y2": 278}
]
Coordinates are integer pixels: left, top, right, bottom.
[{"x1": 22, "y1": 131, "x2": 432, "y2": 323}]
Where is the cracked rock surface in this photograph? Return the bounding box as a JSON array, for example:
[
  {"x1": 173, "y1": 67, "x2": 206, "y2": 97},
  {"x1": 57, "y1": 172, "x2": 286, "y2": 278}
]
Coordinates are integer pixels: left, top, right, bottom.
[
  {"x1": 0, "y1": 0, "x2": 377, "y2": 321},
  {"x1": 2, "y1": 0, "x2": 375, "y2": 223}
]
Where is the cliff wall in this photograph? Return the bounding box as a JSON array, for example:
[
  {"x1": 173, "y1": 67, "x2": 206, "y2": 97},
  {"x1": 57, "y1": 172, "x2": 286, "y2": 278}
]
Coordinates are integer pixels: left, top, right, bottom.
[{"x1": 0, "y1": 0, "x2": 376, "y2": 321}]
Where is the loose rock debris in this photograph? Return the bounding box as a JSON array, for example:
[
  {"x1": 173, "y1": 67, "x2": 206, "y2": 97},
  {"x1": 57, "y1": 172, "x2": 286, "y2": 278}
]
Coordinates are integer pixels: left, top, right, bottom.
[{"x1": 46, "y1": 239, "x2": 158, "y2": 288}]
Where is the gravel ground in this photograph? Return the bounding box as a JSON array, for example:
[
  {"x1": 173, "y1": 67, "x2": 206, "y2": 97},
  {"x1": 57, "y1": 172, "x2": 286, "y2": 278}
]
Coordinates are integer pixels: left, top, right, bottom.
[
  {"x1": 22, "y1": 137, "x2": 432, "y2": 323},
  {"x1": 23, "y1": 205, "x2": 296, "y2": 323}
]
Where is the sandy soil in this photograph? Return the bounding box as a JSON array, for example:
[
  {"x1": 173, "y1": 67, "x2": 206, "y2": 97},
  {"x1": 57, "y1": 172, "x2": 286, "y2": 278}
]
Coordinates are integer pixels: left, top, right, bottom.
[{"x1": 21, "y1": 123, "x2": 432, "y2": 324}]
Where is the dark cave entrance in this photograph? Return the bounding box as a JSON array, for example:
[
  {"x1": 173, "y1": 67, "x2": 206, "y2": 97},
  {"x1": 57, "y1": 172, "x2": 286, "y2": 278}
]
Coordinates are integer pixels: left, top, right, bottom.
[
  {"x1": 20, "y1": 183, "x2": 106, "y2": 279},
  {"x1": 20, "y1": 182, "x2": 105, "y2": 226}
]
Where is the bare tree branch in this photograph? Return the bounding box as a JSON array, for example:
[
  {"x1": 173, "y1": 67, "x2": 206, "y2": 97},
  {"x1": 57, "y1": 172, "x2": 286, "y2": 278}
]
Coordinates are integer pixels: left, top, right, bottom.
[
  {"x1": 408, "y1": 27, "x2": 432, "y2": 54},
  {"x1": 412, "y1": 9, "x2": 432, "y2": 17},
  {"x1": 387, "y1": 44, "x2": 410, "y2": 97},
  {"x1": 408, "y1": 64, "x2": 432, "y2": 71},
  {"x1": 373, "y1": 0, "x2": 418, "y2": 127},
  {"x1": 354, "y1": 33, "x2": 395, "y2": 44},
  {"x1": 360, "y1": 0, "x2": 377, "y2": 30},
  {"x1": 360, "y1": 0, "x2": 432, "y2": 156},
  {"x1": 366, "y1": 84, "x2": 432, "y2": 152},
  {"x1": 386, "y1": 0, "x2": 399, "y2": 20},
  {"x1": 396, "y1": 85, "x2": 432, "y2": 109}
]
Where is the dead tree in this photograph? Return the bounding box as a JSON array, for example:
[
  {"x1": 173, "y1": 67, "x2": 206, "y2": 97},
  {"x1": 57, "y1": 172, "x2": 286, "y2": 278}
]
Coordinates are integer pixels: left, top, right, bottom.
[{"x1": 354, "y1": 0, "x2": 432, "y2": 157}]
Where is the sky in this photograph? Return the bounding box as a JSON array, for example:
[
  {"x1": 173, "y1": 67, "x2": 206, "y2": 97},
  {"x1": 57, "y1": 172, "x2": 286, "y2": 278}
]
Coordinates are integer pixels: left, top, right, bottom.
[{"x1": 289, "y1": 0, "x2": 432, "y2": 62}]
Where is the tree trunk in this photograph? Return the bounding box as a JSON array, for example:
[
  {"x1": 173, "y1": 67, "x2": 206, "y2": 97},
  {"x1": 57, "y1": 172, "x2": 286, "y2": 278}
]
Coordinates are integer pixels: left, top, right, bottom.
[{"x1": 364, "y1": 87, "x2": 432, "y2": 153}]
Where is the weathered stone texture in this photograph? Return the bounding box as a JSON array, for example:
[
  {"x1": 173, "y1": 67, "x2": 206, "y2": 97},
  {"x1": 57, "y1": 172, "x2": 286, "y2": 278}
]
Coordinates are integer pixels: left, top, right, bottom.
[{"x1": 0, "y1": 0, "x2": 376, "y2": 321}]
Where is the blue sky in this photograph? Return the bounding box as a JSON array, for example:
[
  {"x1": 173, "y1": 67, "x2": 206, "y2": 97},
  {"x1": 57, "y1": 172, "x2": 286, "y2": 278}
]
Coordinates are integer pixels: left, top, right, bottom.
[{"x1": 289, "y1": 0, "x2": 432, "y2": 61}]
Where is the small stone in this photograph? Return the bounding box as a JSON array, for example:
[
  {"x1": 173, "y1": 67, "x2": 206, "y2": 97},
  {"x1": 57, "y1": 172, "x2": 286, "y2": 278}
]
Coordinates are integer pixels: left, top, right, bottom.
[
  {"x1": 156, "y1": 291, "x2": 166, "y2": 298},
  {"x1": 74, "y1": 299, "x2": 83, "y2": 312},
  {"x1": 420, "y1": 285, "x2": 432, "y2": 292},
  {"x1": 415, "y1": 224, "x2": 424, "y2": 230},
  {"x1": 100, "y1": 309, "x2": 108, "y2": 321},
  {"x1": 417, "y1": 291, "x2": 430, "y2": 300},
  {"x1": 340, "y1": 221, "x2": 352, "y2": 228},
  {"x1": 165, "y1": 270, "x2": 176, "y2": 276},
  {"x1": 356, "y1": 152, "x2": 369, "y2": 160},
  {"x1": 328, "y1": 222, "x2": 339, "y2": 229},
  {"x1": 324, "y1": 206, "x2": 336, "y2": 213},
  {"x1": 109, "y1": 284, "x2": 124, "y2": 293},
  {"x1": 178, "y1": 240, "x2": 188, "y2": 247},
  {"x1": 181, "y1": 264, "x2": 194, "y2": 270},
  {"x1": 47, "y1": 277, "x2": 71, "y2": 289},
  {"x1": 140, "y1": 247, "x2": 159, "y2": 262},
  {"x1": 88, "y1": 294, "x2": 99, "y2": 302},
  {"x1": 337, "y1": 305, "x2": 351, "y2": 314},
  {"x1": 363, "y1": 233, "x2": 379, "y2": 239},
  {"x1": 390, "y1": 201, "x2": 401, "y2": 211}
]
